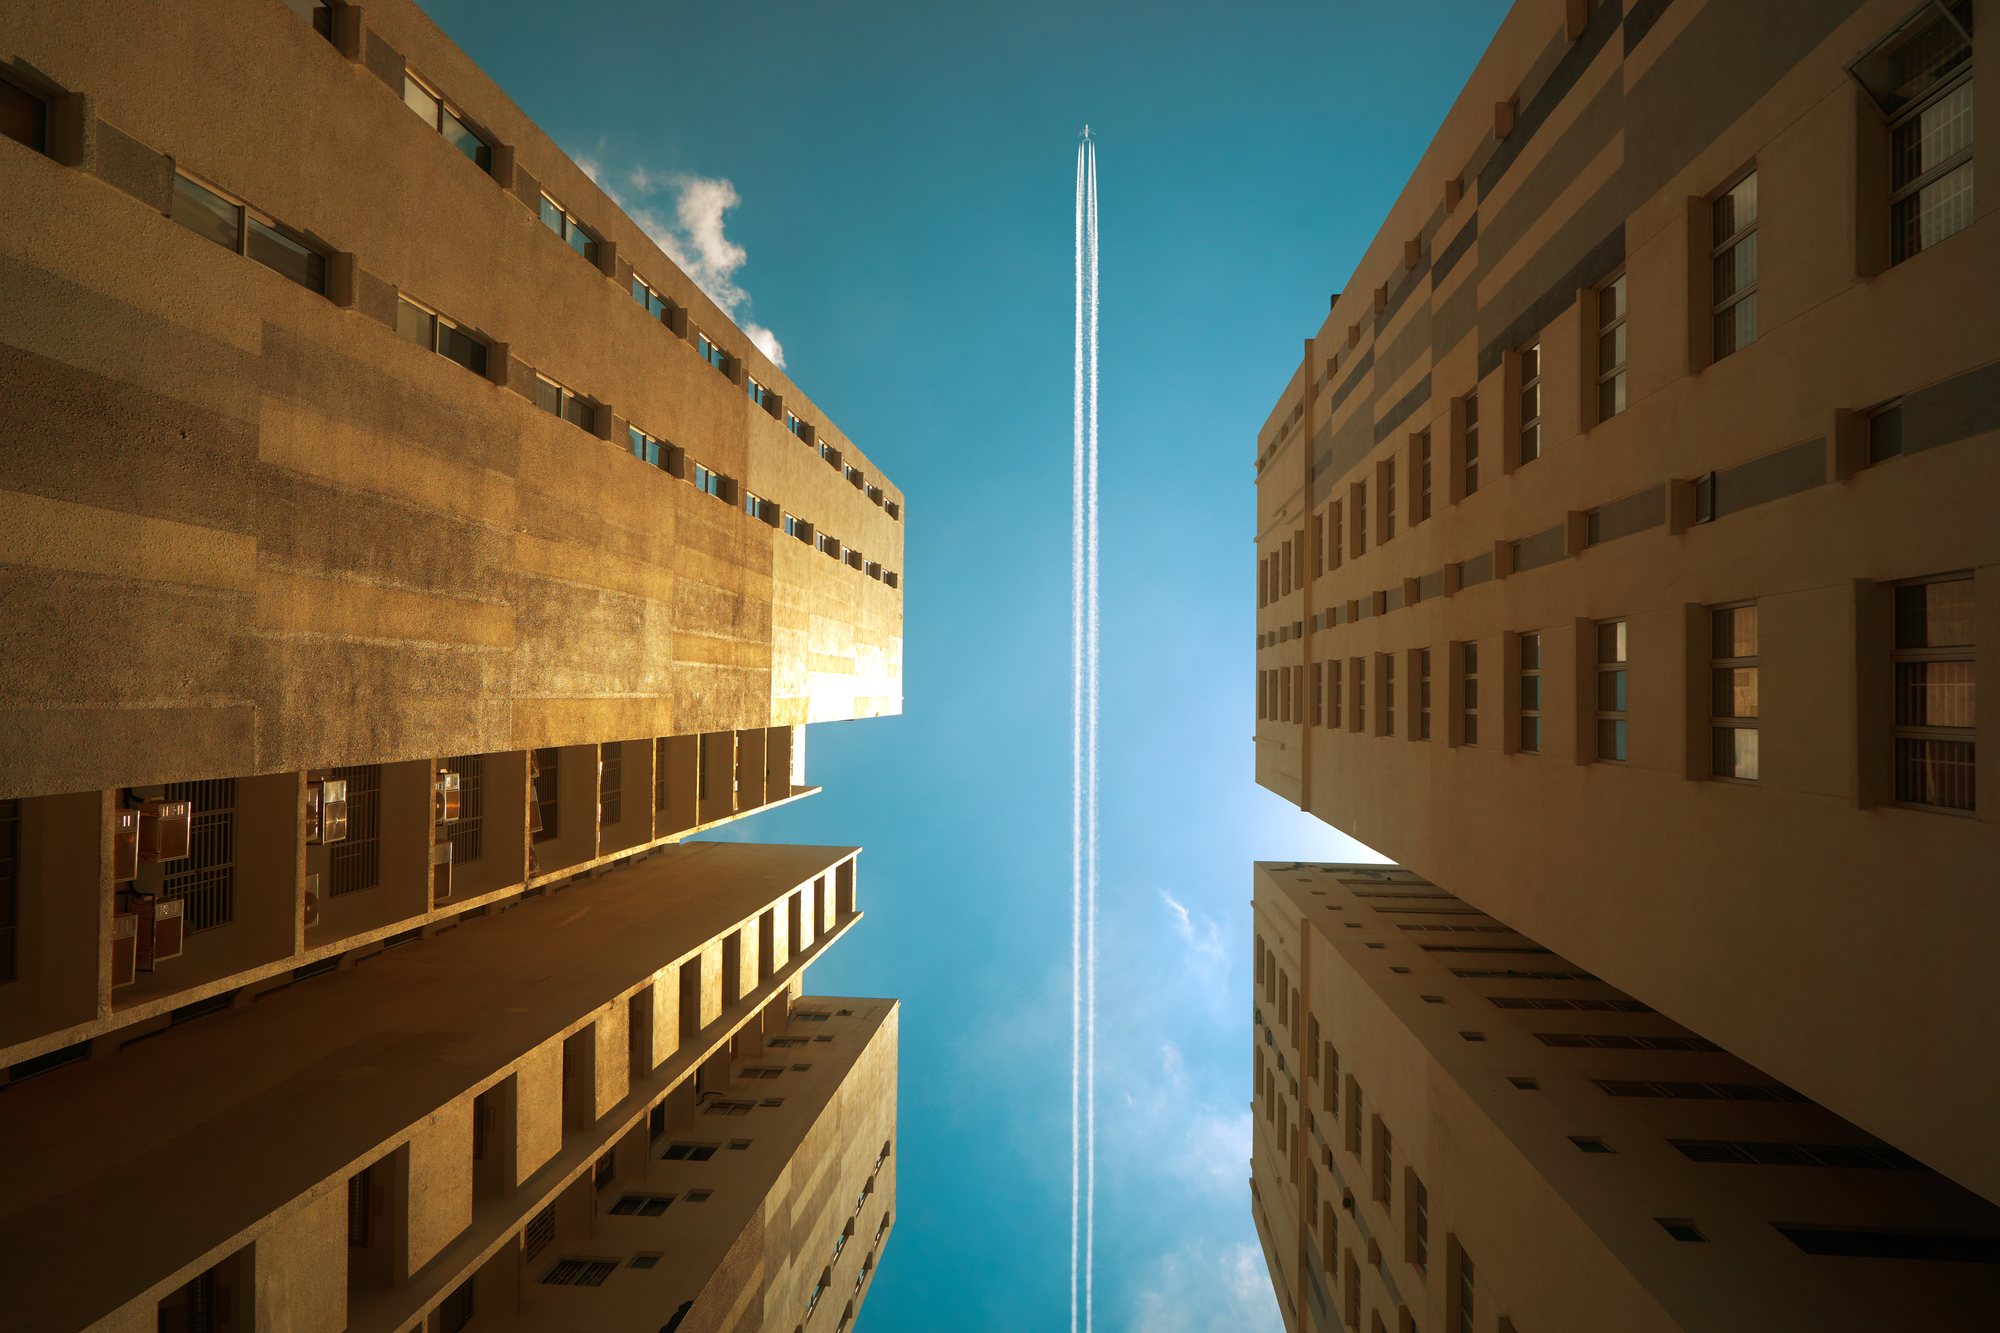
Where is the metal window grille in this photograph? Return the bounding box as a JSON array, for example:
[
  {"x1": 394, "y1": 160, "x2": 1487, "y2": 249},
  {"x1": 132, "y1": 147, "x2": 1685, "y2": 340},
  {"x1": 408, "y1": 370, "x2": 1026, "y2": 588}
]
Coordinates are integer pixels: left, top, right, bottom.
[
  {"x1": 444, "y1": 755, "x2": 484, "y2": 863},
  {"x1": 523, "y1": 1205, "x2": 556, "y2": 1261},
  {"x1": 1892, "y1": 577, "x2": 1976, "y2": 809},
  {"x1": 161, "y1": 779, "x2": 235, "y2": 930},
  {"x1": 600, "y1": 742, "x2": 622, "y2": 827},
  {"x1": 532, "y1": 748, "x2": 560, "y2": 842},
  {"x1": 328, "y1": 765, "x2": 381, "y2": 896},
  {"x1": 542, "y1": 1258, "x2": 616, "y2": 1287},
  {"x1": 347, "y1": 1166, "x2": 373, "y2": 1247}
]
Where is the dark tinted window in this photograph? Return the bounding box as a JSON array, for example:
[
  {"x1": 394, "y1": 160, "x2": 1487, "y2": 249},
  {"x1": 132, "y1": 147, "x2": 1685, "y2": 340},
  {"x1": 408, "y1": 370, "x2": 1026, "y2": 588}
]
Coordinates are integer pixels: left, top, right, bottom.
[
  {"x1": 172, "y1": 176, "x2": 240, "y2": 251},
  {"x1": 247, "y1": 217, "x2": 326, "y2": 294},
  {"x1": 0, "y1": 79, "x2": 46, "y2": 153}
]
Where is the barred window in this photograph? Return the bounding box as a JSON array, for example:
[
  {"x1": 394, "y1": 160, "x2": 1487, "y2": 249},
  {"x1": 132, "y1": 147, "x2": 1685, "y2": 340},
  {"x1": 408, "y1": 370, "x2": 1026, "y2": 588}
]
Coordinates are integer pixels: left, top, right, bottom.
[
  {"x1": 1892, "y1": 575, "x2": 1975, "y2": 810},
  {"x1": 161, "y1": 779, "x2": 235, "y2": 931},
  {"x1": 329, "y1": 765, "x2": 382, "y2": 896}
]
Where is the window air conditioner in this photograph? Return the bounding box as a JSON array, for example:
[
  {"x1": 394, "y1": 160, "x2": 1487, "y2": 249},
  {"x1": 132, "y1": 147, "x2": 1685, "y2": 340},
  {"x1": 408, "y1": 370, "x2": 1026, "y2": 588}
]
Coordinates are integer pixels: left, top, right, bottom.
[
  {"x1": 307, "y1": 778, "x2": 349, "y2": 844},
  {"x1": 113, "y1": 809, "x2": 139, "y2": 881},
  {"x1": 434, "y1": 769, "x2": 461, "y2": 823},
  {"x1": 150, "y1": 898, "x2": 185, "y2": 965},
  {"x1": 138, "y1": 799, "x2": 192, "y2": 862}
]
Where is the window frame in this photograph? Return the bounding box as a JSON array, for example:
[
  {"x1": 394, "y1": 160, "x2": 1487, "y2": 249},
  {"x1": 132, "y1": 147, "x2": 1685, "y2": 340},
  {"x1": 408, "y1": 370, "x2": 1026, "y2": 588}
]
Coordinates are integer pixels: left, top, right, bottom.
[
  {"x1": 0, "y1": 72, "x2": 50, "y2": 156},
  {"x1": 1518, "y1": 342, "x2": 1542, "y2": 464},
  {"x1": 396, "y1": 295, "x2": 488, "y2": 376},
  {"x1": 1461, "y1": 641, "x2": 1480, "y2": 746},
  {"x1": 402, "y1": 70, "x2": 494, "y2": 173},
  {"x1": 1596, "y1": 619, "x2": 1629, "y2": 762},
  {"x1": 1876, "y1": 3, "x2": 1975, "y2": 265},
  {"x1": 1710, "y1": 602, "x2": 1760, "y2": 782},
  {"x1": 1890, "y1": 572, "x2": 1976, "y2": 812},
  {"x1": 1710, "y1": 168, "x2": 1759, "y2": 359},
  {"x1": 539, "y1": 191, "x2": 600, "y2": 262},
  {"x1": 171, "y1": 170, "x2": 330, "y2": 296},
  {"x1": 1462, "y1": 392, "x2": 1481, "y2": 496},
  {"x1": 1595, "y1": 273, "x2": 1628, "y2": 421},
  {"x1": 1518, "y1": 632, "x2": 1543, "y2": 753},
  {"x1": 1418, "y1": 647, "x2": 1433, "y2": 740}
]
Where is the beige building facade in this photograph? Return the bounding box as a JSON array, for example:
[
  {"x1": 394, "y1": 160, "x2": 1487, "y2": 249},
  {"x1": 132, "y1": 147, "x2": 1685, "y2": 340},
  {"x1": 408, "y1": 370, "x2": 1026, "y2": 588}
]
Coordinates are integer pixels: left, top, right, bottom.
[
  {"x1": 0, "y1": 841, "x2": 896, "y2": 1333},
  {"x1": 1252, "y1": 862, "x2": 2000, "y2": 1333},
  {"x1": 1252, "y1": 0, "x2": 1998, "y2": 1202}
]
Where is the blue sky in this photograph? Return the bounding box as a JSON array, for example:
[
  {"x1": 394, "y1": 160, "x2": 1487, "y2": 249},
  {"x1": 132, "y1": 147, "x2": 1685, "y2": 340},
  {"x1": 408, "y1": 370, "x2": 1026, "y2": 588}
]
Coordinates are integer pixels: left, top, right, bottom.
[{"x1": 419, "y1": 1, "x2": 1508, "y2": 1325}]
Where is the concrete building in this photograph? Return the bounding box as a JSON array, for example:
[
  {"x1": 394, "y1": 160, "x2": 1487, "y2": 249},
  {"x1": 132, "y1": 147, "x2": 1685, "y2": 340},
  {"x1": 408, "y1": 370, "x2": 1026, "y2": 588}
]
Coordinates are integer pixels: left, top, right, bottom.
[
  {"x1": 0, "y1": 0, "x2": 904, "y2": 1072},
  {"x1": 0, "y1": 841, "x2": 896, "y2": 1333},
  {"x1": 0, "y1": 6, "x2": 903, "y2": 1331},
  {"x1": 1251, "y1": 0, "x2": 1998, "y2": 1202},
  {"x1": 1251, "y1": 862, "x2": 2000, "y2": 1333}
]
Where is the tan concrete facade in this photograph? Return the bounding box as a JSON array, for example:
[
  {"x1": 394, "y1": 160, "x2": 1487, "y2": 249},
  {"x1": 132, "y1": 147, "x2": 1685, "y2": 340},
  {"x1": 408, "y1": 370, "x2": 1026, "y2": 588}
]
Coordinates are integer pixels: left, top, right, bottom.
[
  {"x1": 1252, "y1": 0, "x2": 1999, "y2": 1203},
  {"x1": 0, "y1": 841, "x2": 895, "y2": 1333},
  {"x1": 0, "y1": 0, "x2": 904, "y2": 803},
  {"x1": 0, "y1": 0, "x2": 909, "y2": 1081},
  {"x1": 1251, "y1": 862, "x2": 2000, "y2": 1333}
]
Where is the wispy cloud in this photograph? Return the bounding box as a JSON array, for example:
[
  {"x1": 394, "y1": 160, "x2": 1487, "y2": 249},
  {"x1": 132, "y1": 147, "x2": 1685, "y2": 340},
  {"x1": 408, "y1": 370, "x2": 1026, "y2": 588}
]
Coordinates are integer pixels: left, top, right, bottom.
[
  {"x1": 618, "y1": 167, "x2": 784, "y2": 368},
  {"x1": 1128, "y1": 1239, "x2": 1284, "y2": 1333}
]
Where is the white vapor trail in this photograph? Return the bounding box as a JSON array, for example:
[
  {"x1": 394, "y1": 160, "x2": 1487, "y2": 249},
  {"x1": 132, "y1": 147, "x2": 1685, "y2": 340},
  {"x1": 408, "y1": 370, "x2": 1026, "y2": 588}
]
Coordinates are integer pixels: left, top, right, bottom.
[{"x1": 1071, "y1": 128, "x2": 1099, "y2": 1333}]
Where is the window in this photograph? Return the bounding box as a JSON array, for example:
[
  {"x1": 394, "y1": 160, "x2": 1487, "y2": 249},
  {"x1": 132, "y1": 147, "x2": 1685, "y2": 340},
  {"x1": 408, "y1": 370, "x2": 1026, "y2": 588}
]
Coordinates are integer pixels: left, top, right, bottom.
[
  {"x1": 1538, "y1": 1032, "x2": 1722, "y2": 1051},
  {"x1": 1418, "y1": 430, "x2": 1432, "y2": 521},
  {"x1": 783, "y1": 513, "x2": 809, "y2": 542},
  {"x1": 1419, "y1": 649, "x2": 1432, "y2": 740},
  {"x1": 1330, "y1": 660, "x2": 1344, "y2": 728},
  {"x1": 633, "y1": 273, "x2": 673, "y2": 320},
  {"x1": 1885, "y1": 6, "x2": 1974, "y2": 263},
  {"x1": 608, "y1": 1194, "x2": 675, "y2": 1216},
  {"x1": 1694, "y1": 470, "x2": 1717, "y2": 523},
  {"x1": 1519, "y1": 343, "x2": 1542, "y2": 462},
  {"x1": 886, "y1": 501, "x2": 902, "y2": 521},
  {"x1": 530, "y1": 747, "x2": 558, "y2": 843},
  {"x1": 1507, "y1": 1077, "x2": 1539, "y2": 1090},
  {"x1": 694, "y1": 464, "x2": 726, "y2": 500},
  {"x1": 1333, "y1": 500, "x2": 1344, "y2": 565},
  {"x1": 1893, "y1": 576, "x2": 1975, "y2": 810},
  {"x1": 759, "y1": 1098, "x2": 783, "y2": 1107},
  {"x1": 1657, "y1": 1219, "x2": 1708, "y2": 1243},
  {"x1": 160, "y1": 778, "x2": 234, "y2": 931},
  {"x1": 743, "y1": 491, "x2": 777, "y2": 524},
  {"x1": 697, "y1": 332, "x2": 731, "y2": 375},
  {"x1": 748, "y1": 376, "x2": 773, "y2": 409},
  {"x1": 1382, "y1": 654, "x2": 1396, "y2": 735},
  {"x1": 1712, "y1": 171, "x2": 1758, "y2": 357},
  {"x1": 1868, "y1": 400, "x2": 1906, "y2": 462},
  {"x1": 1668, "y1": 1139, "x2": 1927, "y2": 1169},
  {"x1": 1383, "y1": 461, "x2": 1397, "y2": 540},
  {"x1": 346, "y1": 1166, "x2": 374, "y2": 1247},
  {"x1": 845, "y1": 463, "x2": 865, "y2": 489},
  {"x1": 740, "y1": 1066, "x2": 785, "y2": 1079},
  {"x1": 1595, "y1": 1078, "x2": 1809, "y2": 1101},
  {"x1": 1461, "y1": 642, "x2": 1479, "y2": 745},
  {"x1": 1454, "y1": 1247, "x2": 1475, "y2": 1333},
  {"x1": 1519, "y1": 633, "x2": 1542, "y2": 753},
  {"x1": 539, "y1": 193, "x2": 597, "y2": 262},
  {"x1": 685, "y1": 1189, "x2": 714, "y2": 1201},
  {"x1": 703, "y1": 1101, "x2": 755, "y2": 1116},
  {"x1": 403, "y1": 72, "x2": 492, "y2": 171},
  {"x1": 327, "y1": 764, "x2": 381, "y2": 895},
  {"x1": 1463, "y1": 393, "x2": 1480, "y2": 495},
  {"x1": 1570, "y1": 1137, "x2": 1615, "y2": 1153},
  {"x1": 524, "y1": 1204, "x2": 556, "y2": 1261},
  {"x1": 0, "y1": 77, "x2": 48, "y2": 154},
  {"x1": 1711, "y1": 604, "x2": 1759, "y2": 780},
  {"x1": 629, "y1": 426, "x2": 666, "y2": 469},
  {"x1": 1353, "y1": 482, "x2": 1367, "y2": 556},
  {"x1": 439, "y1": 1277, "x2": 475, "y2": 1333},
  {"x1": 630, "y1": 1253, "x2": 663, "y2": 1269},
  {"x1": 396, "y1": 297, "x2": 487, "y2": 375},
  {"x1": 535, "y1": 375, "x2": 596, "y2": 433},
  {"x1": 171, "y1": 174, "x2": 328, "y2": 295},
  {"x1": 1596, "y1": 620, "x2": 1628, "y2": 761},
  {"x1": 542, "y1": 1258, "x2": 618, "y2": 1286},
  {"x1": 1373, "y1": 1119, "x2": 1393, "y2": 1206},
  {"x1": 660, "y1": 1143, "x2": 718, "y2": 1161},
  {"x1": 1406, "y1": 1172, "x2": 1429, "y2": 1272},
  {"x1": 1596, "y1": 274, "x2": 1627, "y2": 420},
  {"x1": 594, "y1": 1152, "x2": 615, "y2": 1189},
  {"x1": 786, "y1": 409, "x2": 809, "y2": 439}
]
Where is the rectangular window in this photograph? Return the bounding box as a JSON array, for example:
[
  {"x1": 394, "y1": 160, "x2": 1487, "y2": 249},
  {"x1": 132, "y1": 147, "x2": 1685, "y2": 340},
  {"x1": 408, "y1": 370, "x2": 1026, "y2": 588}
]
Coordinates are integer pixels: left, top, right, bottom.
[
  {"x1": 660, "y1": 1142, "x2": 718, "y2": 1161},
  {"x1": 1885, "y1": 7, "x2": 1974, "y2": 265},
  {"x1": 160, "y1": 778, "x2": 235, "y2": 931},
  {"x1": 542, "y1": 1259, "x2": 617, "y2": 1287},
  {"x1": 1331, "y1": 659, "x2": 1344, "y2": 728},
  {"x1": 534, "y1": 375, "x2": 594, "y2": 432},
  {"x1": 1461, "y1": 642, "x2": 1480, "y2": 746},
  {"x1": 539, "y1": 193, "x2": 598, "y2": 262},
  {"x1": 523, "y1": 1204, "x2": 556, "y2": 1261},
  {"x1": 1373, "y1": 1118, "x2": 1393, "y2": 1206},
  {"x1": 632, "y1": 273, "x2": 672, "y2": 320},
  {"x1": 397, "y1": 297, "x2": 487, "y2": 375},
  {"x1": 1354, "y1": 656, "x2": 1367, "y2": 732},
  {"x1": 1455, "y1": 1248, "x2": 1474, "y2": 1333},
  {"x1": 747, "y1": 376, "x2": 772, "y2": 409},
  {"x1": 1711, "y1": 604, "x2": 1760, "y2": 780},
  {"x1": 346, "y1": 1166, "x2": 373, "y2": 1247},
  {"x1": 1868, "y1": 400, "x2": 1905, "y2": 463},
  {"x1": 1596, "y1": 620, "x2": 1628, "y2": 761},
  {"x1": 1407, "y1": 1172, "x2": 1429, "y2": 1273},
  {"x1": 1712, "y1": 171, "x2": 1759, "y2": 357},
  {"x1": 1519, "y1": 343, "x2": 1542, "y2": 463},
  {"x1": 1311, "y1": 662, "x2": 1325, "y2": 726},
  {"x1": 0, "y1": 76, "x2": 48, "y2": 154},
  {"x1": 1418, "y1": 430, "x2": 1432, "y2": 521},
  {"x1": 172, "y1": 174, "x2": 328, "y2": 295},
  {"x1": 1383, "y1": 461, "x2": 1397, "y2": 540},
  {"x1": 1419, "y1": 648, "x2": 1433, "y2": 740},
  {"x1": 743, "y1": 491, "x2": 777, "y2": 524},
  {"x1": 1893, "y1": 576, "x2": 1976, "y2": 810},
  {"x1": 531, "y1": 747, "x2": 559, "y2": 843},
  {"x1": 698, "y1": 332, "x2": 731, "y2": 375},
  {"x1": 1354, "y1": 482, "x2": 1367, "y2": 556},
  {"x1": 1519, "y1": 633, "x2": 1542, "y2": 752},
  {"x1": 1382, "y1": 653, "x2": 1395, "y2": 735},
  {"x1": 1332, "y1": 500, "x2": 1344, "y2": 568},
  {"x1": 1463, "y1": 393, "x2": 1480, "y2": 495},
  {"x1": 1597, "y1": 274, "x2": 1628, "y2": 420},
  {"x1": 403, "y1": 72, "x2": 492, "y2": 171},
  {"x1": 439, "y1": 1277, "x2": 475, "y2": 1333}
]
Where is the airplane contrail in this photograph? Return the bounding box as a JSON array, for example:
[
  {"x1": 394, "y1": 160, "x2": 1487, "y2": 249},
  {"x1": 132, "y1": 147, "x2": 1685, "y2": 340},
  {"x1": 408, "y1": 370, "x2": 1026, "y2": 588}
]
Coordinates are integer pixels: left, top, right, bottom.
[{"x1": 1072, "y1": 126, "x2": 1098, "y2": 1333}]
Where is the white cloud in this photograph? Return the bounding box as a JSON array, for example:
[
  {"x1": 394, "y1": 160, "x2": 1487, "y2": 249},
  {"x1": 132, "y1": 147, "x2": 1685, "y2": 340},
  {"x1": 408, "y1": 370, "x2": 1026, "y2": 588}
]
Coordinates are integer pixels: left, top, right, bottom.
[
  {"x1": 1128, "y1": 1239, "x2": 1285, "y2": 1333},
  {"x1": 619, "y1": 169, "x2": 785, "y2": 368}
]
